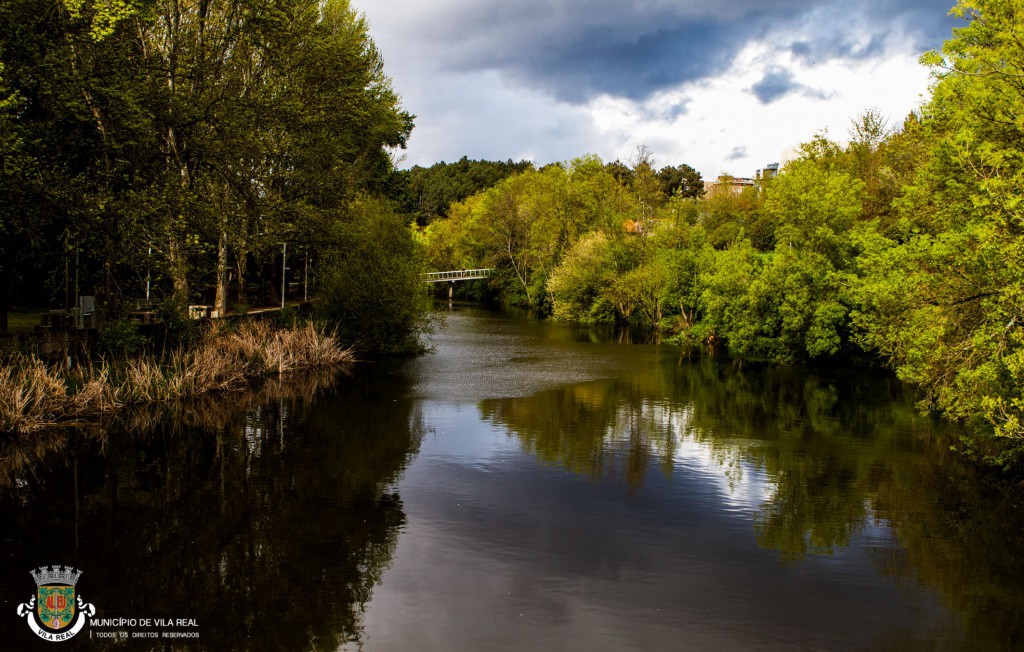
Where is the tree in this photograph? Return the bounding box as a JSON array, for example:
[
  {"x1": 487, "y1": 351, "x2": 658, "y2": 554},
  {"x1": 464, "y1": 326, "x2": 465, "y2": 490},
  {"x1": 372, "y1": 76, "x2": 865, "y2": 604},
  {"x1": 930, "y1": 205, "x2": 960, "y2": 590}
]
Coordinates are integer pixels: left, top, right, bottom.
[
  {"x1": 547, "y1": 231, "x2": 615, "y2": 322},
  {"x1": 316, "y1": 197, "x2": 426, "y2": 354},
  {"x1": 0, "y1": 0, "x2": 420, "y2": 350},
  {"x1": 651, "y1": 215, "x2": 712, "y2": 332},
  {"x1": 657, "y1": 163, "x2": 704, "y2": 199},
  {"x1": 396, "y1": 157, "x2": 533, "y2": 225},
  {"x1": 763, "y1": 159, "x2": 865, "y2": 267},
  {"x1": 854, "y1": 0, "x2": 1024, "y2": 458}
]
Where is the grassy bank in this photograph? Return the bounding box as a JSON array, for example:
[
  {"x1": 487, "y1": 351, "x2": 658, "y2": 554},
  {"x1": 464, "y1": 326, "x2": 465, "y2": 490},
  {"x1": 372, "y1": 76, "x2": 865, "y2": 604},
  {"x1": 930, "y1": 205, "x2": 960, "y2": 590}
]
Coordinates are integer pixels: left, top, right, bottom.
[{"x1": 0, "y1": 320, "x2": 352, "y2": 434}]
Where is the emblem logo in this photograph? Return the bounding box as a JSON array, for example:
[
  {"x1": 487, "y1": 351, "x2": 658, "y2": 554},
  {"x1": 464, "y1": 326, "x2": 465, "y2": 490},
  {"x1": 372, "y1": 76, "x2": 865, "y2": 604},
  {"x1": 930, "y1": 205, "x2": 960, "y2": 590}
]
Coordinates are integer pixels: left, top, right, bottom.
[{"x1": 16, "y1": 566, "x2": 95, "y2": 642}]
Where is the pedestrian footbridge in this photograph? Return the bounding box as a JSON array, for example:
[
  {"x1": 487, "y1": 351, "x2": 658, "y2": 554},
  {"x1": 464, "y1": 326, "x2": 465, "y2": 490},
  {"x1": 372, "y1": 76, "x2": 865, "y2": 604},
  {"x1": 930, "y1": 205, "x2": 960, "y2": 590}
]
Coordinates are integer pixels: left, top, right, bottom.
[{"x1": 422, "y1": 268, "x2": 492, "y2": 283}]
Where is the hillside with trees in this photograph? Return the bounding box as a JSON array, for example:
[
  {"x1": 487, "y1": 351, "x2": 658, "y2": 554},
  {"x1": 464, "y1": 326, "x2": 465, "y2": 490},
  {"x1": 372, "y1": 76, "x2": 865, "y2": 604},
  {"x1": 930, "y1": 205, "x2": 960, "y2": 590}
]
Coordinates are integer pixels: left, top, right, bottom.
[{"x1": 389, "y1": 157, "x2": 534, "y2": 226}]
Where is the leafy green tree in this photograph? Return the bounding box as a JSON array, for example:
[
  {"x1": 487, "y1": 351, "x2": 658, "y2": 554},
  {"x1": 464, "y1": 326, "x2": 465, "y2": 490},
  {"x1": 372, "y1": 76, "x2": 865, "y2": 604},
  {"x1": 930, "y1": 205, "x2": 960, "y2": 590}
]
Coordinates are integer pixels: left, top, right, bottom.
[
  {"x1": 699, "y1": 240, "x2": 762, "y2": 349},
  {"x1": 606, "y1": 261, "x2": 668, "y2": 326},
  {"x1": 651, "y1": 214, "x2": 713, "y2": 332},
  {"x1": 547, "y1": 231, "x2": 616, "y2": 323},
  {"x1": 763, "y1": 159, "x2": 865, "y2": 267},
  {"x1": 701, "y1": 177, "x2": 763, "y2": 249},
  {"x1": 630, "y1": 145, "x2": 663, "y2": 228},
  {"x1": 853, "y1": 0, "x2": 1024, "y2": 460},
  {"x1": 657, "y1": 163, "x2": 704, "y2": 199},
  {"x1": 316, "y1": 197, "x2": 426, "y2": 354}
]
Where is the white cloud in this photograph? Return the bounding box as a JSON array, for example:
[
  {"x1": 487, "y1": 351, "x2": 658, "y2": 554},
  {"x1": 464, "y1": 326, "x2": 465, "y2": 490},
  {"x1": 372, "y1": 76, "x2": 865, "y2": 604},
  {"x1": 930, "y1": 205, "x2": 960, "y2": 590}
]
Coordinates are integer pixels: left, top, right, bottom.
[
  {"x1": 361, "y1": 1, "x2": 940, "y2": 178},
  {"x1": 582, "y1": 39, "x2": 932, "y2": 178}
]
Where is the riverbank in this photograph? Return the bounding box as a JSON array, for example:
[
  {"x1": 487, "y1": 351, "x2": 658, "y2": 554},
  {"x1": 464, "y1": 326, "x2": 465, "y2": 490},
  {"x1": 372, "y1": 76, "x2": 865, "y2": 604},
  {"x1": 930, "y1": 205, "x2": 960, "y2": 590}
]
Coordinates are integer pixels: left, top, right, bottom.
[{"x1": 0, "y1": 320, "x2": 352, "y2": 434}]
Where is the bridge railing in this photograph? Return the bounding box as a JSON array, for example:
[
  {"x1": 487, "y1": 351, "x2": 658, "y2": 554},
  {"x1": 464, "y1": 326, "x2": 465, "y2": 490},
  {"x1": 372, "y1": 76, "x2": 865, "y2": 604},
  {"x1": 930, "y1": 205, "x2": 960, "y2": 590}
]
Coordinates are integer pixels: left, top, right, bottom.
[{"x1": 422, "y1": 268, "x2": 492, "y2": 283}]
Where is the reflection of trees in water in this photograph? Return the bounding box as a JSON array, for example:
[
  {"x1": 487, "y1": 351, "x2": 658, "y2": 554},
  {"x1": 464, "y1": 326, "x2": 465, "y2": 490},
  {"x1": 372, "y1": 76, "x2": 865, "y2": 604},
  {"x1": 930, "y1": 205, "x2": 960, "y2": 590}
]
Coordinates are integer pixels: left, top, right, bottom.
[
  {"x1": 116, "y1": 367, "x2": 350, "y2": 436},
  {"x1": 0, "y1": 370, "x2": 346, "y2": 495},
  {"x1": 0, "y1": 366, "x2": 422, "y2": 651},
  {"x1": 480, "y1": 354, "x2": 1024, "y2": 649},
  {"x1": 0, "y1": 429, "x2": 83, "y2": 493}
]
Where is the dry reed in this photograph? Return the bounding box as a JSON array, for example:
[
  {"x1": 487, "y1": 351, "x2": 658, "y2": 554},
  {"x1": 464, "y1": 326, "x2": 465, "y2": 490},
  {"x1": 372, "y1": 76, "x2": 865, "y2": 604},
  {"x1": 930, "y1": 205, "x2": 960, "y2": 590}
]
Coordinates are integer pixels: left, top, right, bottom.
[{"x1": 0, "y1": 321, "x2": 353, "y2": 434}]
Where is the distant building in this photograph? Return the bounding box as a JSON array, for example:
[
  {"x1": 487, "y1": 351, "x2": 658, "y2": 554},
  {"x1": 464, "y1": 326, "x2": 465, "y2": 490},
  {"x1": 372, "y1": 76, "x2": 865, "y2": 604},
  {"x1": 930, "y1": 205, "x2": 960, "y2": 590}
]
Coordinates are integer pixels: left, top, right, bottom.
[
  {"x1": 703, "y1": 175, "x2": 755, "y2": 195},
  {"x1": 757, "y1": 163, "x2": 780, "y2": 180}
]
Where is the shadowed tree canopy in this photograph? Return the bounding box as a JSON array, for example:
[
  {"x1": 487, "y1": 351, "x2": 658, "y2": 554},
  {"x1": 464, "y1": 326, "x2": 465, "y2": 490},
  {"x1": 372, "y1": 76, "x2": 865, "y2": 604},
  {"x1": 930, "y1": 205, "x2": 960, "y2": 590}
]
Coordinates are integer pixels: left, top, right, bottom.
[{"x1": 0, "y1": 0, "x2": 418, "y2": 348}]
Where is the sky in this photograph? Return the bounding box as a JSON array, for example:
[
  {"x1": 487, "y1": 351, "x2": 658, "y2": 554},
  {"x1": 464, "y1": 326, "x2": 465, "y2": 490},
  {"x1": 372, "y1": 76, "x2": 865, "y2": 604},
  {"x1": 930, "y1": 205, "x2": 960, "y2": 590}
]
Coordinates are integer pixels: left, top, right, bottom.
[{"x1": 357, "y1": 0, "x2": 961, "y2": 180}]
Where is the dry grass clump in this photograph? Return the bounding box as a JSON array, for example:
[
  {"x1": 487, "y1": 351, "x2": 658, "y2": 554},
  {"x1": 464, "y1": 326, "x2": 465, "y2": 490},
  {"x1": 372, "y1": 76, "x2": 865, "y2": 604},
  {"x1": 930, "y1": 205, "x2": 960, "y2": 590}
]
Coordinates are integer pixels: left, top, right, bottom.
[
  {"x1": 0, "y1": 320, "x2": 352, "y2": 434},
  {"x1": 224, "y1": 321, "x2": 350, "y2": 373},
  {"x1": 0, "y1": 359, "x2": 68, "y2": 432}
]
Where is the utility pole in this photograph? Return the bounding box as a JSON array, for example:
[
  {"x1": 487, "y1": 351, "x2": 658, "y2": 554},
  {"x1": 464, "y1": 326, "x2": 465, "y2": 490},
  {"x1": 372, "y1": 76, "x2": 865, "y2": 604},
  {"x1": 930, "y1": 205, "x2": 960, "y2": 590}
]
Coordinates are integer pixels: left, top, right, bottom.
[
  {"x1": 74, "y1": 240, "x2": 79, "y2": 322},
  {"x1": 64, "y1": 231, "x2": 70, "y2": 310},
  {"x1": 281, "y1": 242, "x2": 287, "y2": 309}
]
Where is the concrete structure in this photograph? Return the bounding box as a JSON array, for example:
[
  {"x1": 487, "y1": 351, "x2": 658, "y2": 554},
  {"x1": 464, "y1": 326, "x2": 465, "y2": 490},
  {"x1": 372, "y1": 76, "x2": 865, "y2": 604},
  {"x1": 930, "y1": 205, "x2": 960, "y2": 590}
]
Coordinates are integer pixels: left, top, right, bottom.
[
  {"x1": 704, "y1": 176, "x2": 756, "y2": 195},
  {"x1": 757, "y1": 163, "x2": 780, "y2": 180}
]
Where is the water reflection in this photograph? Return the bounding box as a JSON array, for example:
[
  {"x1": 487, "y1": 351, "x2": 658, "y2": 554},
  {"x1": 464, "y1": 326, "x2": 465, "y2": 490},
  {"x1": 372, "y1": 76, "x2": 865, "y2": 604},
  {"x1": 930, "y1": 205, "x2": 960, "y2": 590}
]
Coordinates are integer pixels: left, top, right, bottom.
[
  {"x1": 0, "y1": 367, "x2": 422, "y2": 651},
  {"x1": 478, "y1": 353, "x2": 1024, "y2": 649},
  {"x1": 2, "y1": 308, "x2": 1022, "y2": 651}
]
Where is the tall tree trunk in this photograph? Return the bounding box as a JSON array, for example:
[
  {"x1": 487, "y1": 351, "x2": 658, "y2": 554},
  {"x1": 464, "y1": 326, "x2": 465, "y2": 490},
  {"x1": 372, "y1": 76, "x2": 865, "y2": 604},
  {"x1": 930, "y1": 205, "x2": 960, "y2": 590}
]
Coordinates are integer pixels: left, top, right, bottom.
[
  {"x1": 214, "y1": 230, "x2": 228, "y2": 317},
  {"x1": 506, "y1": 236, "x2": 531, "y2": 305},
  {"x1": 168, "y1": 234, "x2": 188, "y2": 308}
]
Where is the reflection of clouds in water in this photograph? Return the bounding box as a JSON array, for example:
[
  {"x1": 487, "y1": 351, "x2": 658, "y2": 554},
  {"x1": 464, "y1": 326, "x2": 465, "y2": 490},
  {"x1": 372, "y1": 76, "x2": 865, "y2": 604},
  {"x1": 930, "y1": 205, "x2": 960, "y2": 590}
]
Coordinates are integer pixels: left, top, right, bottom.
[{"x1": 604, "y1": 399, "x2": 776, "y2": 512}]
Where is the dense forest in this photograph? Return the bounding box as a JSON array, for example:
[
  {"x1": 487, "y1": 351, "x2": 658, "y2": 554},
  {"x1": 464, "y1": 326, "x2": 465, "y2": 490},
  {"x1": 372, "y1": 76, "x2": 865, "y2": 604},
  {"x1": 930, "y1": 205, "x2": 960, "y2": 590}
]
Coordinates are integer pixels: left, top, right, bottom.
[
  {"x1": 0, "y1": 0, "x2": 423, "y2": 352},
  {"x1": 417, "y1": 1, "x2": 1024, "y2": 473}
]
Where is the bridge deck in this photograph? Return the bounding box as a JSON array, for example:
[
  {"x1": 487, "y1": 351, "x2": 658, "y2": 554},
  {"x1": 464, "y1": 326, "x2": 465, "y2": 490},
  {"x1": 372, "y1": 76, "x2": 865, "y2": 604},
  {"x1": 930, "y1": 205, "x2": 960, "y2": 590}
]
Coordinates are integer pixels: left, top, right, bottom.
[{"x1": 423, "y1": 268, "x2": 492, "y2": 283}]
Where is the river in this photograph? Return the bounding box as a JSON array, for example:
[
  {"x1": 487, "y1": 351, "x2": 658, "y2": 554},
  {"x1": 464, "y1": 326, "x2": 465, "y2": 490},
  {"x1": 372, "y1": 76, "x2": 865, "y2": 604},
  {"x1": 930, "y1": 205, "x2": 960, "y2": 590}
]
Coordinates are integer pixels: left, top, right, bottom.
[{"x1": 1, "y1": 305, "x2": 1021, "y2": 650}]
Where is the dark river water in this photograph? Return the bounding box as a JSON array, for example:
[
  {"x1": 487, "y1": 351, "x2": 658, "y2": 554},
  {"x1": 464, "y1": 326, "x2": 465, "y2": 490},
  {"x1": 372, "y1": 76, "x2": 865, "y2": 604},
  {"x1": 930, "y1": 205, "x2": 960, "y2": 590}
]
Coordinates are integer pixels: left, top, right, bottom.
[{"x1": 1, "y1": 306, "x2": 1022, "y2": 651}]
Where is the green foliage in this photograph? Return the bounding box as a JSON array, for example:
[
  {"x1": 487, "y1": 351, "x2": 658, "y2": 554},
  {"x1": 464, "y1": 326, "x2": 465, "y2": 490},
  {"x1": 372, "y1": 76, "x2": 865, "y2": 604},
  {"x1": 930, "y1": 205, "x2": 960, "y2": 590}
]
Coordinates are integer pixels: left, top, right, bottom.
[
  {"x1": 60, "y1": 0, "x2": 137, "y2": 41},
  {"x1": 698, "y1": 240, "x2": 761, "y2": 348},
  {"x1": 850, "y1": 0, "x2": 1024, "y2": 454},
  {"x1": 157, "y1": 297, "x2": 201, "y2": 348},
  {"x1": 607, "y1": 261, "x2": 668, "y2": 326},
  {"x1": 422, "y1": 152, "x2": 704, "y2": 327},
  {"x1": 657, "y1": 163, "x2": 704, "y2": 199},
  {"x1": 701, "y1": 180, "x2": 763, "y2": 248},
  {"x1": 98, "y1": 318, "x2": 149, "y2": 356},
  {"x1": 0, "y1": 0, "x2": 420, "y2": 352},
  {"x1": 763, "y1": 160, "x2": 864, "y2": 266},
  {"x1": 316, "y1": 198, "x2": 427, "y2": 355},
  {"x1": 393, "y1": 157, "x2": 533, "y2": 225},
  {"x1": 547, "y1": 232, "x2": 615, "y2": 323},
  {"x1": 651, "y1": 216, "x2": 713, "y2": 332}
]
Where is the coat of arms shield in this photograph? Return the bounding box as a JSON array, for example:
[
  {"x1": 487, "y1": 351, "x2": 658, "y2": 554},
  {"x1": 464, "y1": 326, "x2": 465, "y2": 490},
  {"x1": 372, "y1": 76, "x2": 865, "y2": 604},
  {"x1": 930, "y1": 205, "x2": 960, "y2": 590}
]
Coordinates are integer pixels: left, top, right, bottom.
[
  {"x1": 37, "y1": 584, "x2": 76, "y2": 631},
  {"x1": 17, "y1": 566, "x2": 95, "y2": 641}
]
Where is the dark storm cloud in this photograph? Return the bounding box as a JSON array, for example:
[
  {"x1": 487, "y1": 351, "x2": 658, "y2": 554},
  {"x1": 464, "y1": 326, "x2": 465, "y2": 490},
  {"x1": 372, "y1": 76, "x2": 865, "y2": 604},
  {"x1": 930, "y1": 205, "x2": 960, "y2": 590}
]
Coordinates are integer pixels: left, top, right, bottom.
[
  {"x1": 751, "y1": 68, "x2": 800, "y2": 103},
  {"x1": 750, "y1": 67, "x2": 832, "y2": 104},
  {"x1": 789, "y1": 33, "x2": 889, "y2": 64},
  {"x1": 505, "y1": 18, "x2": 772, "y2": 102},
  {"x1": 727, "y1": 146, "x2": 749, "y2": 162},
  {"x1": 393, "y1": 0, "x2": 957, "y2": 103}
]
